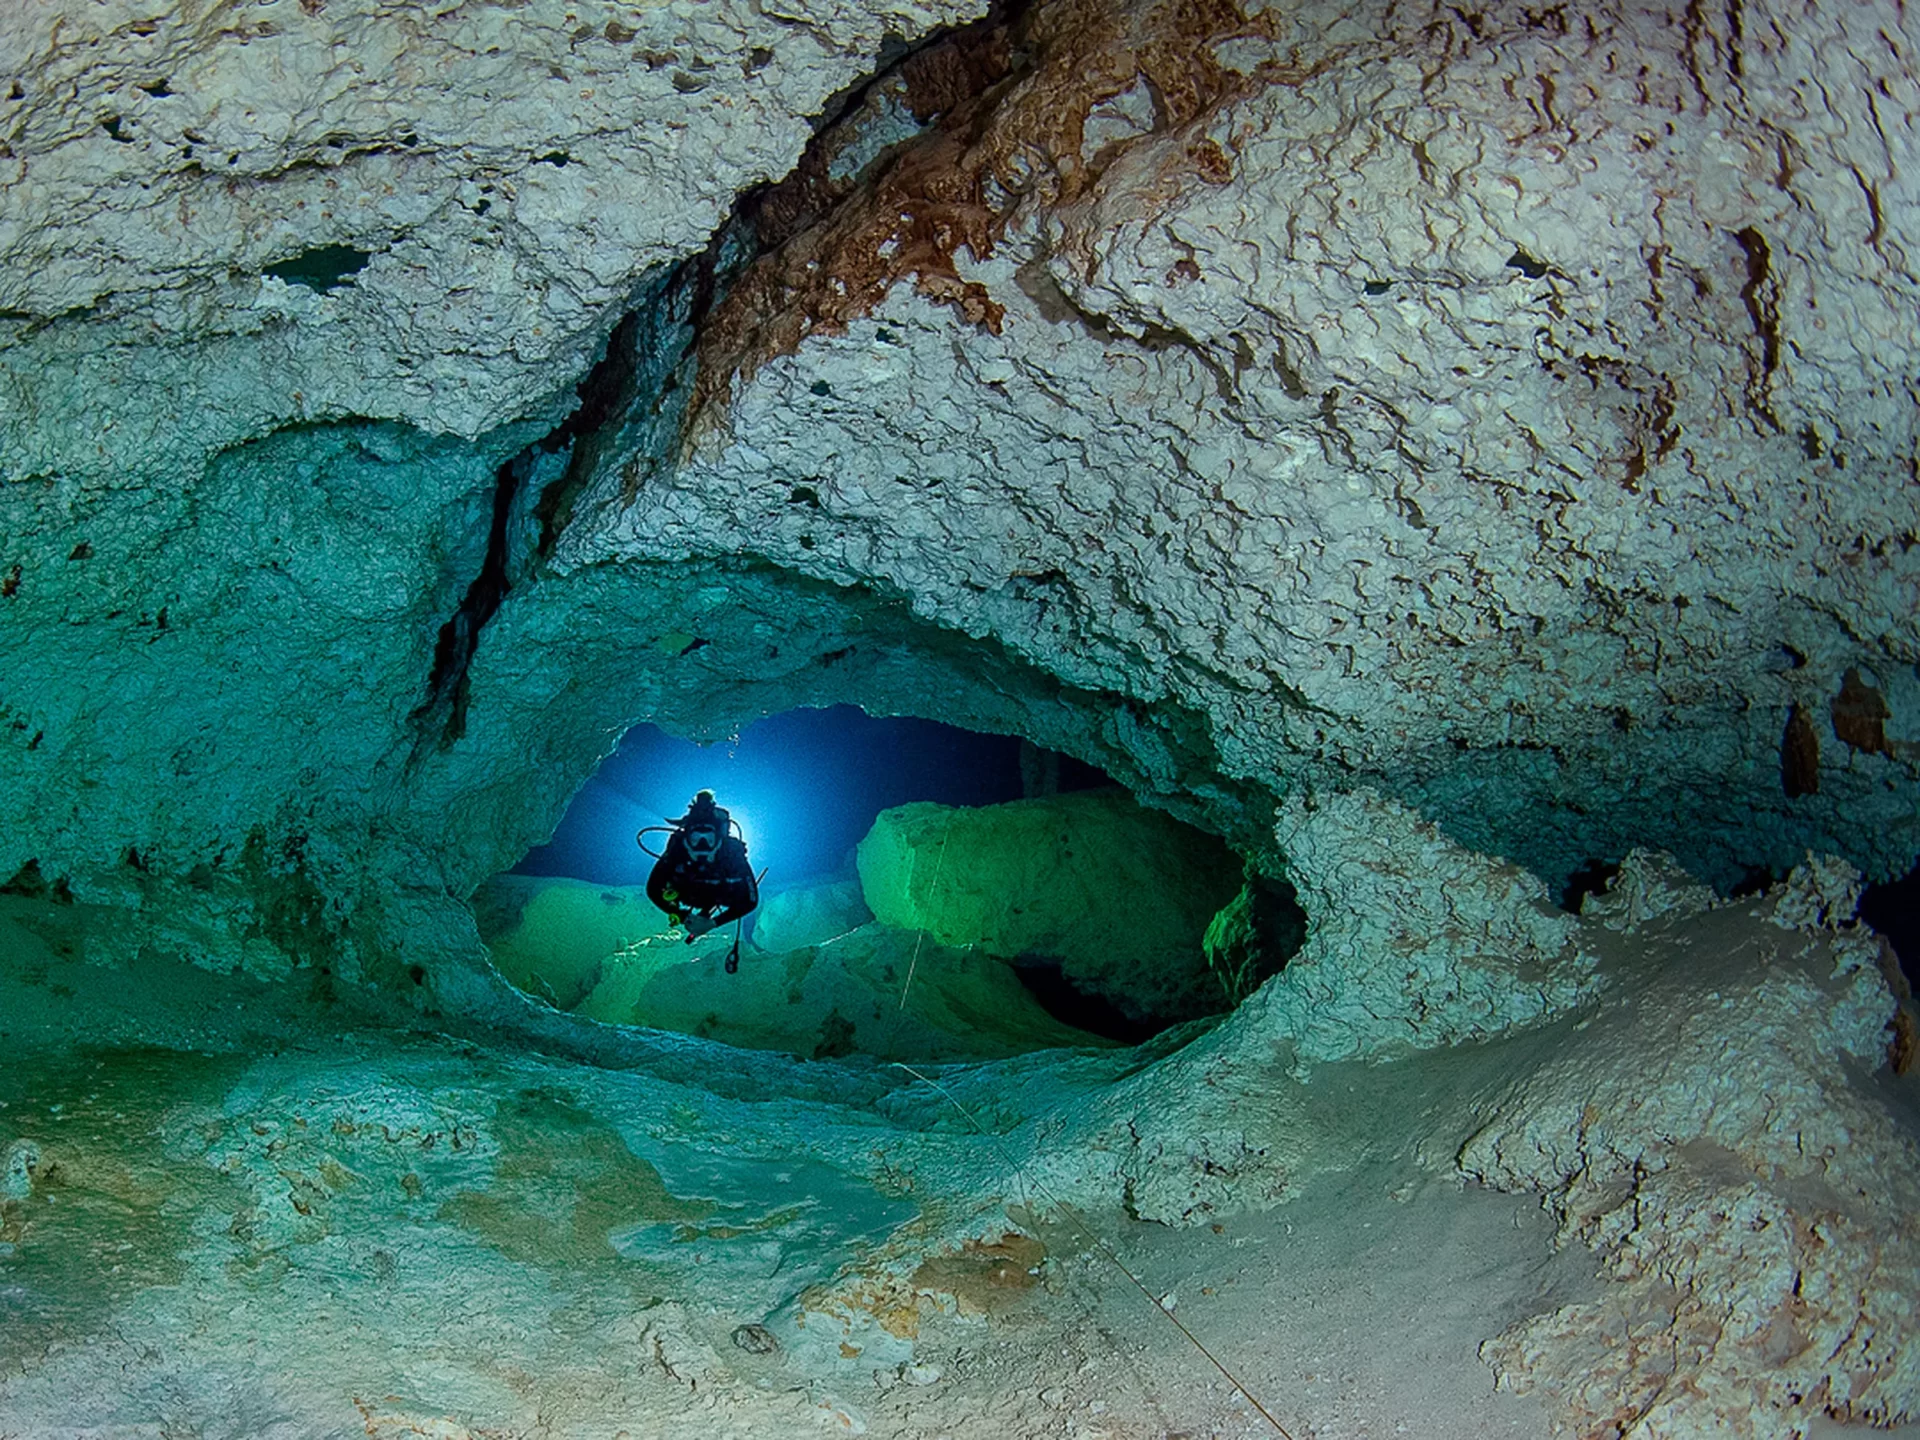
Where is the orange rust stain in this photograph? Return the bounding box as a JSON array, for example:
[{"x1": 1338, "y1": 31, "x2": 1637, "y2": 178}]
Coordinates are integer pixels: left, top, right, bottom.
[
  {"x1": 877, "y1": 1302, "x2": 921, "y2": 1339},
  {"x1": 796, "y1": 1279, "x2": 923, "y2": 1341},
  {"x1": 686, "y1": 0, "x2": 1318, "y2": 446}
]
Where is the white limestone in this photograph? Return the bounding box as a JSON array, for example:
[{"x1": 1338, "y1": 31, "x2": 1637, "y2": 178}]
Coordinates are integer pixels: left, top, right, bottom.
[
  {"x1": 564, "y1": 0, "x2": 1920, "y2": 887},
  {"x1": 1460, "y1": 865, "x2": 1915, "y2": 1435},
  {"x1": 0, "y1": 0, "x2": 981, "y2": 485},
  {"x1": 0, "y1": 1, "x2": 1915, "y2": 1434}
]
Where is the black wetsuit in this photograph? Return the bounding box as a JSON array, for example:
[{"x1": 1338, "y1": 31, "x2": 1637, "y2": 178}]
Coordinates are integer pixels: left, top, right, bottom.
[{"x1": 646, "y1": 816, "x2": 759, "y2": 926}]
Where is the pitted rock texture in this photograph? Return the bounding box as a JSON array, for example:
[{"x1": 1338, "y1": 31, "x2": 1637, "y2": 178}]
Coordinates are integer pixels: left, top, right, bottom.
[
  {"x1": 1460, "y1": 860, "x2": 1916, "y2": 1436},
  {"x1": 0, "y1": 0, "x2": 981, "y2": 485},
  {"x1": 1245, "y1": 788, "x2": 1600, "y2": 1064},
  {"x1": 566, "y1": 0, "x2": 1920, "y2": 888},
  {"x1": 1005, "y1": 787, "x2": 1603, "y2": 1227},
  {"x1": 3, "y1": 0, "x2": 1917, "y2": 935},
  {"x1": 0, "y1": 420, "x2": 510, "y2": 938}
]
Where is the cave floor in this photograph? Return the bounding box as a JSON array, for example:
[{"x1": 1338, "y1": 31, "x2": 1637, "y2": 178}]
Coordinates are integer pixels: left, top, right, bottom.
[
  {"x1": 0, "y1": 894, "x2": 1588, "y2": 1439},
  {"x1": 3, "y1": 886, "x2": 1915, "y2": 1439}
]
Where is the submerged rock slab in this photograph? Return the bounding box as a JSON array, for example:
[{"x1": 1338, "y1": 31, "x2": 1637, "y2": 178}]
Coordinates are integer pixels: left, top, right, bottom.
[
  {"x1": 469, "y1": 874, "x2": 671, "y2": 1010},
  {"x1": 752, "y1": 876, "x2": 875, "y2": 953},
  {"x1": 856, "y1": 790, "x2": 1243, "y2": 1021},
  {"x1": 575, "y1": 920, "x2": 1111, "y2": 1061}
]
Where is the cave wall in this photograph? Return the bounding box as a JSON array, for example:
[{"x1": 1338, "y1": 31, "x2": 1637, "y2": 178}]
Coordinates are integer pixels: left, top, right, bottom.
[
  {"x1": 2, "y1": 0, "x2": 1918, "y2": 951},
  {"x1": 1, "y1": 11, "x2": 1916, "y2": 1432}
]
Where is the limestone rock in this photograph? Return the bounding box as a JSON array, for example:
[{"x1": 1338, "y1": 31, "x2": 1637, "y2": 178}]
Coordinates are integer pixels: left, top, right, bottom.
[
  {"x1": 0, "y1": 0, "x2": 983, "y2": 485},
  {"x1": 1025, "y1": 788, "x2": 1605, "y2": 1227},
  {"x1": 1767, "y1": 852, "x2": 1869, "y2": 934},
  {"x1": 470, "y1": 875, "x2": 670, "y2": 1011},
  {"x1": 2, "y1": 1139, "x2": 42, "y2": 1199},
  {"x1": 566, "y1": 0, "x2": 1920, "y2": 891},
  {"x1": 1579, "y1": 849, "x2": 1722, "y2": 934},
  {"x1": 751, "y1": 878, "x2": 873, "y2": 953},
  {"x1": 1459, "y1": 876, "x2": 1916, "y2": 1436},
  {"x1": 855, "y1": 790, "x2": 1243, "y2": 1021},
  {"x1": 574, "y1": 920, "x2": 1110, "y2": 1061},
  {"x1": 1241, "y1": 789, "x2": 1599, "y2": 1066}
]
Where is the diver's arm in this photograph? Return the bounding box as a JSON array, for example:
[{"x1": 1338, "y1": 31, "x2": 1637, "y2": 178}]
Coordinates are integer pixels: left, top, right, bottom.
[
  {"x1": 707, "y1": 865, "x2": 759, "y2": 926},
  {"x1": 645, "y1": 859, "x2": 687, "y2": 918}
]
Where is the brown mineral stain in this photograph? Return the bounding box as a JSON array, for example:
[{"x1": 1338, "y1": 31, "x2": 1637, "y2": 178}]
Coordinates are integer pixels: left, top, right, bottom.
[
  {"x1": 912, "y1": 1232, "x2": 1046, "y2": 1316},
  {"x1": 1889, "y1": 1007, "x2": 1916, "y2": 1077},
  {"x1": 0, "y1": 1047, "x2": 251, "y2": 1368},
  {"x1": 1830, "y1": 667, "x2": 1891, "y2": 757},
  {"x1": 438, "y1": 1088, "x2": 710, "y2": 1277},
  {"x1": 683, "y1": 0, "x2": 1319, "y2": 451},
  {"x1": 1781, "y1": 704, "x2": 1819, "y2": 797},
  {"x1": 878, "y1": 1301, "x2": 922, "y2": 1338}
]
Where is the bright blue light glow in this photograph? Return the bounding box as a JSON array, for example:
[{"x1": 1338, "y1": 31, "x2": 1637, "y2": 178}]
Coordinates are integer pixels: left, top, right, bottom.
[{"x1": 511, "y1": 706, "x2": 1109, "y2": 888}]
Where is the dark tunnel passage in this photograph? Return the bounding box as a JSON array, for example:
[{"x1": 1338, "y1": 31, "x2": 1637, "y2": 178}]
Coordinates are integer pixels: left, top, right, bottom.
[{"x1": 470, "y1": 706, "x2": 1306, "y2": 1060}]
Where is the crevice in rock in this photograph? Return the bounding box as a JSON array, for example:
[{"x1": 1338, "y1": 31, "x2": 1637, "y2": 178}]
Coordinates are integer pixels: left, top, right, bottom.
[
  {"x1": 1731, "y1": 224, "x2": 1782, "y2": 432},
  {"x1": 1861, "y1": 858, "x2": 1919, "y2": 993},
  {"x1": 408, "y1": 311, "x2": 651, "y2": 753},
  {"x1": 1561, "y1": 857, "x2": 1621, "y2": 912},
  {"x1": 1013, "y1": 958, "x2": 1163, "y2": 1043},
  {"x1": 261, "y1": 244, "x2": 373, "y2": 293},
  {"x1": 408, "y1": 447, "x2": 527, "y2": 754},
  {"x1": 532, "y1": 311, "x2": 644, "y2": 558}
]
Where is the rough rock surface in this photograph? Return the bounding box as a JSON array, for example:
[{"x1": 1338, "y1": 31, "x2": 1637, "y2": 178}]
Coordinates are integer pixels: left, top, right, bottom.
[
  {"x1": 1035, "y1": 788, "x2": 1603, "y2": 1228},
  {"x1": 2, "y1": 1, "x2": 1918, "y2": 1435},
  {"x1": 3, "y1": 827, "x2": 1915, "y2": 1437},
  {"x1": 3, "y1": 0, "x2": 1917, "y2": 939},
  {"x1": 751, "y1": 875, "x2": 875, "y2": 953},
  {"x1": 856, "y1": 790, "x2": 1243, "y2": 1020},
  {"x1": 0, "y1": 0, "x2": 979, "y2": 483},
  {"x1": 1460, "y1": 857, "x2": 1916, "y2": 1437},
  {"x1": 570, "y1": 0, "x2": 1920, "y2": 889},
  {"x1": 1251, "y1": 788, "x2": 1600, "y2": 1066}
]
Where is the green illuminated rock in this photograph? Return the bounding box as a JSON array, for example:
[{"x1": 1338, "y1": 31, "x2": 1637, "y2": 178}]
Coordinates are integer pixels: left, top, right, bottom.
[
  {"x1": 573, "y1": 921, "x2": 1108, "y2": 1061},
  {"x1": 469, "y1": 876, "x2": 671, "y2": 1011},
  {"x1": 751, "y1": 878, "x2": 872, "y2": 953},
  {"x1": 855, "y1": 791, "x2": 1243, "y2": 1021}
]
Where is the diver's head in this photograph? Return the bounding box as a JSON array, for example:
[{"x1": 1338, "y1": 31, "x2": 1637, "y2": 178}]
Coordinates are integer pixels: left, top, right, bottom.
[{"x1": 688, "y1": 788, "x2": 717, "y2": 815}]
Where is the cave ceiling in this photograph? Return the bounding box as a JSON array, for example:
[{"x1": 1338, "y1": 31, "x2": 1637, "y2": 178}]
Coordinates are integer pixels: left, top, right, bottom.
[{"x1": 2, "y1": 0, "x2": 1917, "y2": 901}]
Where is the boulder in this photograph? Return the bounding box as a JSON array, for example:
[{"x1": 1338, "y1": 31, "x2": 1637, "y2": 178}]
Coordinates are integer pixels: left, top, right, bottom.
[{"x1": 856, "y1": 790, "x2": 1242, "y2": 1022}]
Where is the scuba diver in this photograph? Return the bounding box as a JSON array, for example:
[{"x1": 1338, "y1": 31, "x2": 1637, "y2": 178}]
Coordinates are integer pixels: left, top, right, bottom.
[{"x1": 641, "y1": 790, "x2": 760, "y2": 971}]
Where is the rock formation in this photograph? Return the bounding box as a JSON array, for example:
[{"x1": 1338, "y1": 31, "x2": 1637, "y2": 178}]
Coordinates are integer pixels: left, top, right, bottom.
[{"x1": 2, "y1": 0, "x2": 1916, "y2": 1433}]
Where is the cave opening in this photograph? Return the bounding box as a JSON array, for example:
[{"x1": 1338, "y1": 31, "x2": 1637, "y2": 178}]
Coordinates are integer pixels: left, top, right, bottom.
[
  {"x1": 471, "y1": 705, "x2": 1303, "y2": 1061},
  {"x1": 1862, "y1": 858, "x2": 1920, "y2": 994}
]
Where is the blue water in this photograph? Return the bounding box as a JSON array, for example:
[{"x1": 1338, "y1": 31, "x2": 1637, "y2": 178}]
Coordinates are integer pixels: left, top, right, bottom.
[{"x1": 510, "y1": 706, "x2": 1105, "y2": 887}]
